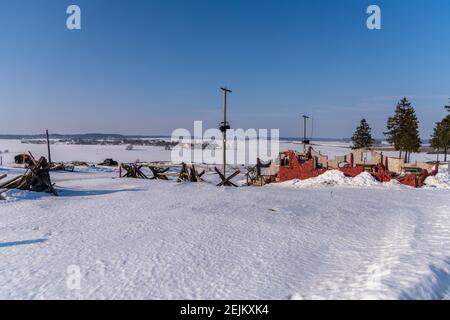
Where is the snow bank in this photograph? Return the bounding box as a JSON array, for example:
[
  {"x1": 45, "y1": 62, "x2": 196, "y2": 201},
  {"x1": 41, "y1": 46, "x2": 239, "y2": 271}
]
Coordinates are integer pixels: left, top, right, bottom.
[
  {"x1": 275, "y1": 170, "x2": 381, "y2": 188},
  {"x1": 351, "y1": 171, "x2": 380, "y2": 187},
  {"x1": 424, "y1": 173, "x2": 450, "y2": 189},
  {"x1": 277, "y1": 170, "x2": 349, "y2": 188}
]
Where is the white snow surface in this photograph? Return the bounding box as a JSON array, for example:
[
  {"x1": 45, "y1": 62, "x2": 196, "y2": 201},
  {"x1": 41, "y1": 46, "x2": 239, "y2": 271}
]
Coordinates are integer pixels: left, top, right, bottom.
[
  {"x1": 424, "y1": 173, "x2": 450, "y2": 190},
  {"x1": 274, "y1": 170, "x2": 383, "y2": 189},
  {"x1": 0, "y1": 140, "x2": 449, "y2": 300}
]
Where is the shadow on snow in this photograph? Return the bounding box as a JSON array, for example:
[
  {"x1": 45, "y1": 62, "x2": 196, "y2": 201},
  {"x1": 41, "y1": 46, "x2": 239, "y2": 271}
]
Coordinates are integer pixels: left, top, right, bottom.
[
  {"x1": 0, "y1": 238, "x2": 47, "y2": 248},
  {"x1": 400, "y1": 257, "x2": 450, "y2": 300},
  {"x1": 57, "y1": 187, "x2": 144, "y2": 197}
]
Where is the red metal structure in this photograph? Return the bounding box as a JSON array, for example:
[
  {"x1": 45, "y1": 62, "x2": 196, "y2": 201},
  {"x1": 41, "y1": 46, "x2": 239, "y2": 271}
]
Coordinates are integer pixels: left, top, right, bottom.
[
  {"x1": 397, "y1": 174, "x2": 419, "y2": 188},
  {"x1": 370, "y1": 164, "x2": 393, "y2": 182},
  {"x1": 277, "y1": 150, "x2": 327, "y2": 182},
  {"x1": 397, "y1": 165, "x2": 439, "y2": 188},
  {"x1": 339, "y1": 166, "x2": 365, "y2": 177},
  {"x1": 256, "y1": 148, "x2": 440, "y2": 188},
  {"x1": 337, "y1": 153, "x2": 367, "y2": 177}
]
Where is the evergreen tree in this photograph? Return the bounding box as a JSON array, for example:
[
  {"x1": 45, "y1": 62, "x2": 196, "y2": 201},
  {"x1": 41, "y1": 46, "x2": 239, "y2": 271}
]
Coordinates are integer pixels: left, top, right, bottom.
[
  {"x1": 402, "y1": 102, "x2": 421, "y2": 162},
  {"x1": 431, "y1": 120, "x2": 443, "y2": 161},
  {"x1": 384, "y1": 98, "x2": 406, "y2": 158},
  {"x1": 443, "y1": 116, "x2": 450, "y2": 161},
  {"x1": 384, "y1": 97, "x2": 421, "y2": 162},
  {"x1": 431, "y1": 101, "x2": 450, "y2": 161},
  {"x1": 351, "y1": 118, "x2": 374, "y2": 149}
]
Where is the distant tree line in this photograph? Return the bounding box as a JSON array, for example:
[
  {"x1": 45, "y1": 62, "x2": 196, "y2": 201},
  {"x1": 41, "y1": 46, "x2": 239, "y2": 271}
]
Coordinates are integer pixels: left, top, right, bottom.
[{"x1": 350, "y1": 97, "x2": 449, "y2": 162}]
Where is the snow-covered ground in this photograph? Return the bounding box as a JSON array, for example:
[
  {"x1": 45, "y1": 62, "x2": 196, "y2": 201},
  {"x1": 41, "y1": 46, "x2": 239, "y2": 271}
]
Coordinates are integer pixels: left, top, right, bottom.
[{"x1": 0, "y1": 140, "x2": 449, "y2": 299}]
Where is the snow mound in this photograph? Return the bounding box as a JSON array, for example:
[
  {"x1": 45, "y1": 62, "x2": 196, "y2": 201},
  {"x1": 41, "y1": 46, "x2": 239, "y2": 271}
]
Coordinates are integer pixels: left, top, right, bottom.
[
  {"x1": 276, "y1": 170, "x2": 381, "y2": 188},
  {"x1": 351, "y1": 171, "x2": 380, "y2": 186},
  {"x1": 424, "y1": 173, "x2": 450, "y2": 189},
  {"x1": 277, "y1": 170, "x2": 350, "y2": 188},
  {"x1": 384, "y1": 179, "x2": 403, "y2": 187}
]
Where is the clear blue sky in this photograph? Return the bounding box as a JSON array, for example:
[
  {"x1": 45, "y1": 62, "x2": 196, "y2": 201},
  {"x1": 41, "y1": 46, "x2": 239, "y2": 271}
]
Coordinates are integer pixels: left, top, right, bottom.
[{"x1": 0, "y1": 0, "x2": 449, "y2": 138}]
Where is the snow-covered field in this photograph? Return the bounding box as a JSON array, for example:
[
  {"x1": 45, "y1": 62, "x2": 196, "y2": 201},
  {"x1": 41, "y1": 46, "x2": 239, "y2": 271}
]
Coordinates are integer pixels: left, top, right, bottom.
[
  {"x1": 0, "y1": 139, "x2": 449, "y2": 299},
  {"x1": 0, "y1": 138, "x2": 439, "y2": 166}
]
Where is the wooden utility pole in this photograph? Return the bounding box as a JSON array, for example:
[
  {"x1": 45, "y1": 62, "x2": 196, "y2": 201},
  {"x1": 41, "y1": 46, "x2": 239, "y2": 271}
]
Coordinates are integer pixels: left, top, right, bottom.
[
  {"x1": 302, "y1": 115, "x2": 310, "y2": 152},
  {"x1": 220, "y1": 87, "x2": 232, "y2": 176},
  {"x1": 45, "y1": 129, "x2": 52, "y2": 165}
]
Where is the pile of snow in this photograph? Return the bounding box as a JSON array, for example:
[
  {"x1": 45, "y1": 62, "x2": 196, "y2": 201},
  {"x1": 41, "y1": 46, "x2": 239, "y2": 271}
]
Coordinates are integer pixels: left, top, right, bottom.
[
  {"x1": 424, "y1": 173, "x2": 450, "y2": 189},
  {"x1": 351, "y1": 171, "x2": 380, "y2": 187},
  {"x1": 277, "y1": 170, "x2": 350, "y2": 188},
  {"x1": 275, "y1": 170, "x2": 381, "y2": 188}
]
